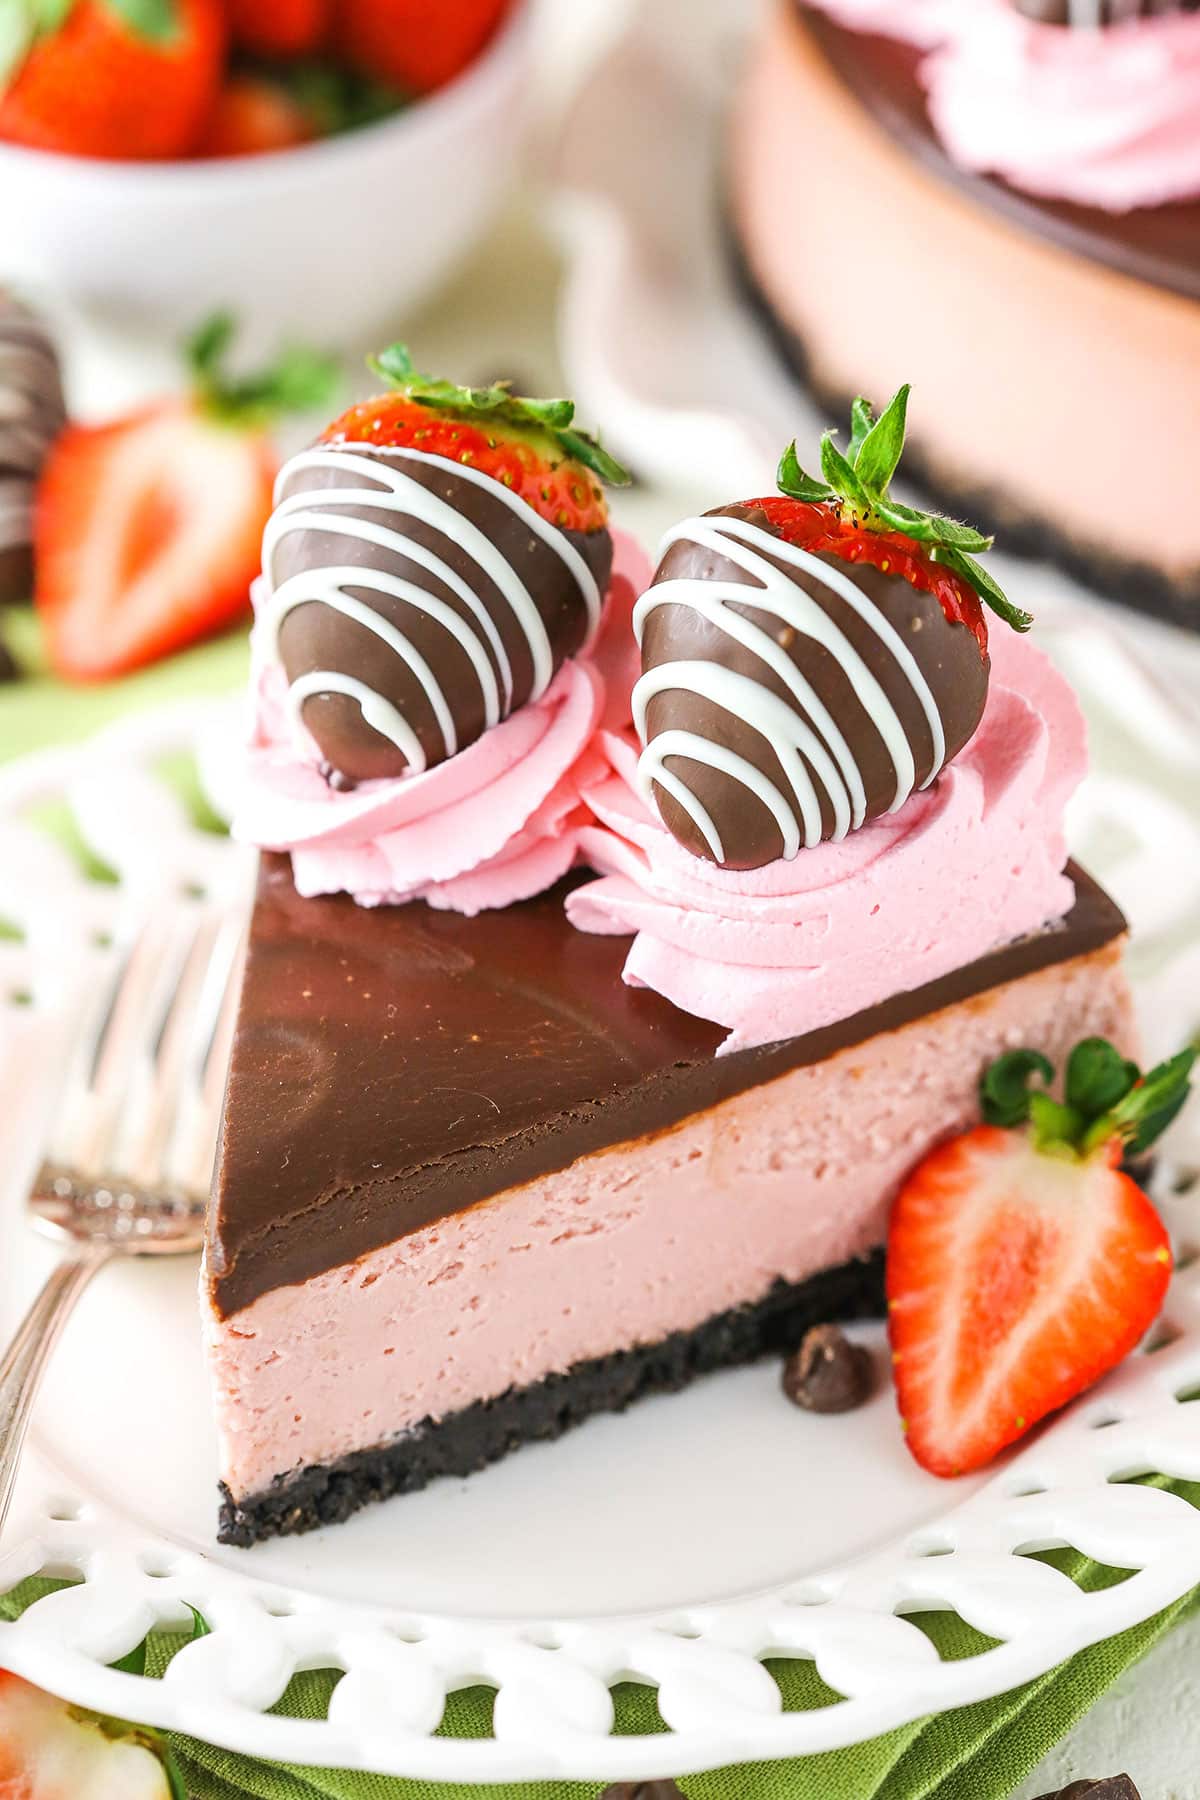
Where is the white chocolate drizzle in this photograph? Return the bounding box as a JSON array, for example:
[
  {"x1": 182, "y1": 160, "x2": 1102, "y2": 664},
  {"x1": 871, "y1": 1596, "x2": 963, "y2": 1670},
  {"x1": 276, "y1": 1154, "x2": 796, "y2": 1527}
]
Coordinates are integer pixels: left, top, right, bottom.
[
  {"x1": 632, "y1": 515, "x2": 946, "y2": 865},
  {"x1": 261, "y1": 444, "x2": 603, "y2": 774}
]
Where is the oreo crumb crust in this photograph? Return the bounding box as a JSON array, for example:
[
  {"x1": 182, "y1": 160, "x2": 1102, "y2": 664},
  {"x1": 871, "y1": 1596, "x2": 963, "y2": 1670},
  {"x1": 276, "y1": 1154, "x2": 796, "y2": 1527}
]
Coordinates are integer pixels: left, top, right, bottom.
[{"x1": 218, "y1": 1253, "x2": 885, "y2": 1546}]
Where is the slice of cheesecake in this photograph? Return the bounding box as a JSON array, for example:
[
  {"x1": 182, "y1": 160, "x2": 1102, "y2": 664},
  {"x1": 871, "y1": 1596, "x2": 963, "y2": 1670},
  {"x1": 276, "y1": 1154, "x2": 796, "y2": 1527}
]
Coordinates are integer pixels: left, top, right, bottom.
[{"x1": 205, "y1": 854, "x2": 1134, "y2": 1545}]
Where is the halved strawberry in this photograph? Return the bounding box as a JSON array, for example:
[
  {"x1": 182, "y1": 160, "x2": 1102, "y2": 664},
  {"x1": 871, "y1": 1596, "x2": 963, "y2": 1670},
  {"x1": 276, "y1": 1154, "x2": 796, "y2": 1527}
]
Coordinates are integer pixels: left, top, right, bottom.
[
  {"x1": 321, "y1": 342, "x2": 630, "y2": 535},
  {"x1": 888, "y1": 1038, "x2": 1195, "y2": 1477},
  {"x1": 769, "y1": 384, "x2": 1032, "y2": 652},
  {"x1": 35, "y1": 314, "x2": 336, "y2": 681},
  {"x1": 0, "y1": 1669, "x2": 183, "y2": 1798}
]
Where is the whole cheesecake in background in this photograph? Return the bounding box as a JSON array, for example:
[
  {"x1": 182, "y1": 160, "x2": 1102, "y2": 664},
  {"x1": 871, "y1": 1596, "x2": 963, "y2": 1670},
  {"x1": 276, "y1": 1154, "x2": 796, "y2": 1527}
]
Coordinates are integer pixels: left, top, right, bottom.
[
  {"x1": 0, "y1": 293, "x2": 65, "y2": 607},
  {"x1": 207, "y1": 375, "x2": 1139, "y2": 1545},
  {"x1": 730, "y1": 0, "x2": 1200, "y2": 630}
]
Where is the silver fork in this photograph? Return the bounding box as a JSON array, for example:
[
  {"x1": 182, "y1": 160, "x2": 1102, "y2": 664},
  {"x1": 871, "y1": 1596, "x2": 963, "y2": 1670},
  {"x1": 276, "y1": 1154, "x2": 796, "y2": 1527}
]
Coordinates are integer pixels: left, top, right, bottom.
[{"x1": 0, "y1": 906, "x2": 242, "y2": 1536}]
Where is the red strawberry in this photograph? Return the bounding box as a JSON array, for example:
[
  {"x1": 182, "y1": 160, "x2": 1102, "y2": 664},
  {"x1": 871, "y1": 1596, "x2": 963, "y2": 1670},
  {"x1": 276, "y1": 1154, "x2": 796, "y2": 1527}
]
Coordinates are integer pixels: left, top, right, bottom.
[
  {"x1": 35, "y1": 314, "x2": 337, "y2": 680},
  {"x1": 0, "y1": 1668, "x2": 182, "y2": 1797},
  {"x1": 333, "y1": 0, "x2": 512, "y2": 94},
  {"x1": 772, "y1": 384, "x2": 1032, "y2": 648},
  {"x1": 0, "y1": 0, "x2": 225, "y2": 161},
  {"x1": 888, "y1": 1038, "x2": 1194, "y2": 1477},
  {"x1": 197, "y1": 72, "x2": 316, "y2": 156},
  {"x1": 322, "y1": 341, "x2": 629, "y2": 535},
  {"x1": 225, "y1": 0, "x2": 327, "y2": 58}
]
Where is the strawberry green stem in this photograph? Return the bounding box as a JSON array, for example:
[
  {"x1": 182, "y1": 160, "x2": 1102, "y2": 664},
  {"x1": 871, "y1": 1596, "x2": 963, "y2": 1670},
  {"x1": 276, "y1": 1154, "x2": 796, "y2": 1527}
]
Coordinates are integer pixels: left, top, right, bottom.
[
  {"x1": 981, "y1": 1037, "x2": 1195, "y2": 1160},
  {"x1": 777, "y1": 384, "x2": 1033, "y2": 633},
  {"x1": 185, "y1": 313, "x2": 339, "y2": 431}
]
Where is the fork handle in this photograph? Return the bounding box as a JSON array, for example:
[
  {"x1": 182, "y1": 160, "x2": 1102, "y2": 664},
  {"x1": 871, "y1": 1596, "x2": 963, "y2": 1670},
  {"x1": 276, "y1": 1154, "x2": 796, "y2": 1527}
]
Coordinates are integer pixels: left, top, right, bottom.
[{"x1": 0, "y1": 1244, "x2": 112, "y2": 1538}]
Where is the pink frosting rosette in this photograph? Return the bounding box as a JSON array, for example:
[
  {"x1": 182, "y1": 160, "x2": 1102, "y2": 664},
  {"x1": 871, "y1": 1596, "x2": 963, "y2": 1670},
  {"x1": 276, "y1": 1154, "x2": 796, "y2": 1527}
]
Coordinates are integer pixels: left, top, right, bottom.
[
  {"x1": 234, "y1": 529, "x2": 649, "y2": 916},
  {"x1": 566, "y1": 628, "x2": 1087, "y2": 1054},
  {"x1": 804, "y1": 0, "x2": 1200, "y2": 211},
  {"x1": 924, "y1": 1, "x2": 1200, "y2": 211}
]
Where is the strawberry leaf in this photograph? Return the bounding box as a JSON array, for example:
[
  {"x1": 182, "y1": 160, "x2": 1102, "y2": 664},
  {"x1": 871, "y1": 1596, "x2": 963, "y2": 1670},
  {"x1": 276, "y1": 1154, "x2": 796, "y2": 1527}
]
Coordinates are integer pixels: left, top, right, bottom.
[
  {"x1": 1065, "y1": 1037, "x2": 1140, "y2": 1120},
  {"x1": 776, "y1": 440, "x2": 833, "y2": 505},
  {"x1": 819, "y1": 432, "x2": 871, "y2": 514},
  {"x1": 931, "y1": 544, "x2": 1034, "y2": 633},
  {"x1": 853, "y1": 383, "x2": 909, "y2": 494},
  {"x1": 980, "y1": 1048, "x2": 1055, "y2": 1128},
  {"x1": 846, "y1": 396, "x2": 874, "y2": 465},
  {"x1": 776, "y1": 384, "x2": 1029, "y2": 633},
  {"x1": 370, "y1": 342, "x2": 630, "y2": 487},
  {"x1": 0, "y1": 0, "x2": 35, "y2": 86},
  {"x1": 1082, "y1": 1047, "x2": 1196, "y2": 1157},
  {"x1": 186, "y1": 312, "x2": 338, "y2": 427},
  {"x1": 105, "y1": 0, "x2": 179, "y2": 42}
]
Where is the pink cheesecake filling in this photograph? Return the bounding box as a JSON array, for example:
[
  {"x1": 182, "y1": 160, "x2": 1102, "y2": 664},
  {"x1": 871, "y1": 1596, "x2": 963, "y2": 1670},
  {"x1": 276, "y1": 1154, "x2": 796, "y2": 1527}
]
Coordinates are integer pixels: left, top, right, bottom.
[
  {"x1": 233, "y1": 530, "x2": 649, "y2": 916},
  {"x1": 804, "y1": 0, "x2": 1200, "y2": 210},
  {"x1": 733, "y1": 11, "x2": 1200, "y2": 576},
  {"x1": 566, "y1": 630, "x2": 1083, "y2": 1054},
  {"x1": 207, "y1": 942, "x2": 1135, "y2": 1502}
]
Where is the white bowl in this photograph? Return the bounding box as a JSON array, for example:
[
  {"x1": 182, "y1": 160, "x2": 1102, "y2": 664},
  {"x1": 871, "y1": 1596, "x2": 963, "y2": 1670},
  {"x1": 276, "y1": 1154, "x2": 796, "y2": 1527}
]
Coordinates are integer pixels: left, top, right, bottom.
[{"x1": 0, "y1": 0, "x2": 534, "y2": 349}]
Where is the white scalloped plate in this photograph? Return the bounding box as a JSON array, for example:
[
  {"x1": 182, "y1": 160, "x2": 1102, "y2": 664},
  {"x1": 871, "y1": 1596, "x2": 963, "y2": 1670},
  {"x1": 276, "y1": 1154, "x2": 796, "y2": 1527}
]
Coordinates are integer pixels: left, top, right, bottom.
[{"x1": 0, "y1": 639, "x2": 1198, "y2": 1781}]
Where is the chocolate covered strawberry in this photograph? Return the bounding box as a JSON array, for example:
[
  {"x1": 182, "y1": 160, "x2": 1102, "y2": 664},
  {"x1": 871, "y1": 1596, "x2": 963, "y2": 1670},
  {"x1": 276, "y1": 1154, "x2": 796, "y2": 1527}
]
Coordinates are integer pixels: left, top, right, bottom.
[
  {"x1": 888, "y1": 1037, "x2": 1194, "y2": 1478},
  {"x1": 264, "y1": 343, "x2": 631, "y2": 784},
  {"x1": 635, "y1": 384, "x2": 1031, "y2": 870}
]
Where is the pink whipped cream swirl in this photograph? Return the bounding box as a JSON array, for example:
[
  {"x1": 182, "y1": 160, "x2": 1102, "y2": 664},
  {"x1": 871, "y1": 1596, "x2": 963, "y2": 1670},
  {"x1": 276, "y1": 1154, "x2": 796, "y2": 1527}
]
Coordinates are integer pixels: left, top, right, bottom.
[
  {"x1": 566, "y1": 629, "x2": 1087, "y2": 1055},
  {"x1": 233, "y1": 530, "x2": 649, "y2": 915},
  {"x1": 805, "y1": 0, "x2": 1200, "y2": 211}
]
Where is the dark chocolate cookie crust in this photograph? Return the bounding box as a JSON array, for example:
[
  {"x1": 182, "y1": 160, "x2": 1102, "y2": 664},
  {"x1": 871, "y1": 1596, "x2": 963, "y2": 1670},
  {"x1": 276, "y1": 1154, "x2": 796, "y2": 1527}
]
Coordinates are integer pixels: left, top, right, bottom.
[
  {"x1": 728, "y1": 225, "x2": 1200, "y2": 636},
  {"x1": 217, "y1": 1251, "x2": 885, "y2": 1546}
]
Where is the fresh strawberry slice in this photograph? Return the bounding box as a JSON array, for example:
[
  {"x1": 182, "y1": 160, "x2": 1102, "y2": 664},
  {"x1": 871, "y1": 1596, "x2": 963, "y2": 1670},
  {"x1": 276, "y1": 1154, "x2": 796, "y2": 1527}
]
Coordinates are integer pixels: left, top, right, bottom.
[
  {"x1": 0, "y1": 0, "x2": 225, "y2": 161},
  {"x1": 197, "y1": 71, "x2": 316, "y2": 156},
  {"x1": 769, "y1": 384, "x2": 1033, "y2": 652},
  {"x1": 35, "y1": 314, "x2": 336, "y2": 681},
  {"x1": 0, "y1": 1669, "x2": 183, "y2": 1798},
  {"x1": 888, "y1": 1037, "x2": 1194, "y2": 1477},
  {"x1": 322, "y1": 342, "x2": 630, "y2": 534}
]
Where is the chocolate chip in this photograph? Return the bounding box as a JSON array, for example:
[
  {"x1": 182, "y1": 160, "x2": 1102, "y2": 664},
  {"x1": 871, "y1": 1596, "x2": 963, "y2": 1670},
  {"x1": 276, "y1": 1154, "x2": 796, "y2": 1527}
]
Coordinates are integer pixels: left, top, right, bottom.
[
  {"x1": 0, "y1": 639, "x2": 19, "y2": 683},
  {"x1": 1033, "y1": 1777, "x2": 1142, "y2": 1800},
  {"x1": 782, "y1": 1325, "x2": 873, "y2": 1414},
  {"x1": 598, "y1": 1784, "x2": 687, "y2": 1800}
]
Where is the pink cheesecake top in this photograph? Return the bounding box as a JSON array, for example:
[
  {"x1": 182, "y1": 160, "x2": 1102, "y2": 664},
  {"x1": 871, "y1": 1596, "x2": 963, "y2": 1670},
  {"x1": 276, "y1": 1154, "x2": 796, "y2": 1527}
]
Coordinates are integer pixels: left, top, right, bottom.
[
  {"x1": 567, "y1": 627, "x2": 1086, "y2": 1054},
  {"x1": 805, "y1": 0, "x2": 1200, "y2": 211},
  {"x1": 233, "y1": 530, "x2": 649, "y2": 915}
]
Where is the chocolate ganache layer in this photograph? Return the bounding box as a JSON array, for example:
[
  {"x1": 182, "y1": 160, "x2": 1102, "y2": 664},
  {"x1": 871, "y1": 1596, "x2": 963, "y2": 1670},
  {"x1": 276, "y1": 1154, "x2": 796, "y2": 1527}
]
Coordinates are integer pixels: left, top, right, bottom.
[
  {"x1": 1015, "y1": 1, "x2": 1198, "y2": 18},
  {"x1": 207, "y1": 855, "x2": 1125, "y2": 1318},
  {"x1": 638, "y1": 503, "x2": 988, "y2": 869},
  {"x1": 798, "y1": 7, "x2": 1200, "y2": 303},
  {"x1": 263, "y1": 443, "x2": 613, "y2": 784}
]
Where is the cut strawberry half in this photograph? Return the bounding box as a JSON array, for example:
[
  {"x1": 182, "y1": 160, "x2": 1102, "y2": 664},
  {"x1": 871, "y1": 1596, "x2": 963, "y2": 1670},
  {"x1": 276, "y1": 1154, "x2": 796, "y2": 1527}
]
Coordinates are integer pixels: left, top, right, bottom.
[
  {"x1": 35, "y1": 314, "x2": 336, "y2": 681},
  {"x1": 887, "y1": 1037, "x2": 1194, "y2": 1477},
  {"x1": 0, "y1": 1669, "x2": 182, "y2": 1798},
  {"x1": 321, "y1": 342, "x2": 630, "y2": 535}
]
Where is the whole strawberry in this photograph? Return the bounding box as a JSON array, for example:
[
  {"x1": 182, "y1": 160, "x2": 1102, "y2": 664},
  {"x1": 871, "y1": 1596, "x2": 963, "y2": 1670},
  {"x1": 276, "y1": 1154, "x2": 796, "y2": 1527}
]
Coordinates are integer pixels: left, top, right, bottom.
[
  {"x1": 0, "y1": 0, "x2": 225, "y2": 161},
  {"x1": 888, "y1": 1037, "x2": 1194, "y2": 1477},
  {"x1": 36, "y1": 313, "x2": 337, "y2": 679},
  {"x1": 225, "y1": 0, "x2": 327, "y2": 60},
  {"x1": 635, "y1": 385, "x2": 1031, "y2": 870},
  {"x1": 333, "y1": 0, "x2": 512, "y2": 95}
]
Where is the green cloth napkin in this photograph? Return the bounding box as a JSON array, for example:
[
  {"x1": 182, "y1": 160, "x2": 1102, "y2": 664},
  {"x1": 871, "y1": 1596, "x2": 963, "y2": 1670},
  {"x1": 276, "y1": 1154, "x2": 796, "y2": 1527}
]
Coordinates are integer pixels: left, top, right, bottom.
[{"x1": 2, "y1": 623, "x2": 1196, "y2": 1798}]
